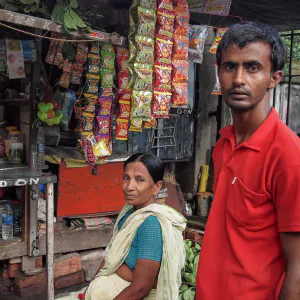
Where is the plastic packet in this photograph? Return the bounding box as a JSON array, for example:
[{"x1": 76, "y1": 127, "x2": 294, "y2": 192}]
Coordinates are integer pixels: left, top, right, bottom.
[
  {"x1": 86, "y1": 135, "x2": 96, "y2": 164},
  {"x1": 137, "y1": 22, "x2": 156, "y2": 38},
  {"x1": 139, "y1": 0, "x2": 156, "y2": 10},
  {"x1": 189, "y1": 25, "x2": 209, "y2": 63},
  {"x1": 153, "y1": 91, "x2": 172, "y2": 118},
  {"x1": 70, "y1": 62, "x2": 84, "y2": 85},
  {"x1": 100, "y1": 68, "x2": 115, "y2": 88},
  {"x1": 118, "y1": 100, "x2": 131, "y2": 120},
  {"x1": 173, "y1": 0, "x2": 189, "y2": 15},
  {"x1": 144, "y1": 118, "x2": 156, "y2": 128},
  {"x1": 101, "y1": 50, "x2": 115, "y2": 70},
  {"x1": 129, "y1": 119, "x2": 143, "y2": 132},
  {"x1": 93, "y1": 139, "x2": 112, "y2": 158},
  {"x1": 118, "y1": 71, "x2": 129, "y2": 93},
  {"x1": 58, "y1": 72, "x2": 70, "y2": 89},
  {"x1": 85, "y1": 74, "x2": 100, "y2": 95},
  {"x1": 158, "y1": 0, "x2": 174, "y2": 11},
  {"x1": 138, "y1": 7, "x2": 157, "y2": 24},
  {"x1": 100, "y1": 43, "x2": 114, "y2": 53},
  {"x1": 76, "y1": 43, "x2": 88, "y2": 64},
  {"x1": 101, "y1": 88, "x2": 114, "y2": 96},
  {"x1": 135, "y1": 49, "x2": 154, "y2": 64},
  {"x1": 97, "y1": 115, "x2": 111, "y2": 135},
  {"x1": 172, "y1": 35, "x2": 189, "y2": 60},
  {"x1": 116, "y1": 119, "x2": 129, "y2": 141},
  {"x1": 136, "y1": 35, "x2": 155, "y2": 51},
  {"x1": 134, "y1": 63, "x2": 153, "y2": 91},
  {"x1": 84, "y1": 96, "x2": 97, "y2": 114},
  {"x1": 157, "y1": 11, "x2": 175, "y2": 39},
  {"x1": 119, "y1": 93, "x2": 132, "y2": 102},
  {"x1": 172, "y1": 82, "x2": 188, "y2": 107},
  {"x1": 209, "y1": 28, "x2": 228, "y2": 54},
  {"x1": 87, "y1": 53, "x2": 101, "y2": 74},
  {"x1": 212, "y1": 63, "x2": 222, "y2": 95},
  {"x1": 131, "y1": 90, "x2": 152, "y2": 121},
  {"x1": 53, "y1": 41, "x2": 65, "y2": 67},
  {"x1": 116, "y1": 48, "x2": 129, "y2": 73},
  {"x1": 98, "y1": 96, "x2": 113, "y2": 115},
  {"x1": 155, "y1": 37, "x2": 173, "y2": 65},
  {"x1": 172, "y1": 60, "x2": 189, "y2": 83},
  {"x1": 90, "y1": 42, "x2": 100, "y2": 55},
  {"x1": 82, "y1": 112, "x2": 94, "y2": 132},
  {"x1": 154, "y1": 64, "x2": 172, "y2": 92},
  {"x1": 45, "y1": 39, "x2": 58, "y2": 65}
]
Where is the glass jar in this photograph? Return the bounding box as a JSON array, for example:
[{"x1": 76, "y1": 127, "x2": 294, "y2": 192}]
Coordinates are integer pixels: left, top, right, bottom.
[{"x1": 7, "y1": 131, "x2": 23, "y2": 165}]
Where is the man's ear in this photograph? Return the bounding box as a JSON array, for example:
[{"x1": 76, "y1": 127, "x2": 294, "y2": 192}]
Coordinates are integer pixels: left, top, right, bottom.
[{"x1": 268, "y1": 70, "x2": 283, "y2": 89}]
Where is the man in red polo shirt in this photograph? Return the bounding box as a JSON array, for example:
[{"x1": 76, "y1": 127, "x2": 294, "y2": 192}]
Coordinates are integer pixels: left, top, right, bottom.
[{"x1": 197, "y1": 22, "x2": 300, "y2": 299}]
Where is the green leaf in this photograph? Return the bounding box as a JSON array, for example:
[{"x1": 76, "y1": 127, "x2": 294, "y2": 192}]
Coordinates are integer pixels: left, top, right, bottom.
[
  {"x1": 63, "y1": 8, "x2": 78, "y2": 31},
  {"x1": 178, "y1": 294, "x2": 184, "y2": 300},
  {"x1": 4, "y1": 3, "x2": 19, "y2": 11},
  {"x1": 69, "y1": 8, "x2": 87, "y2": 28},
  {"x1": 184, "y1": 240, "x2": 193, "y2": 250},
  {"x1": 62, "y1": 42, "x2": 76, "y2": 61},
  {"x1": 183, "y1": 289, "x2": 196, "y2": 300},
  {"x1": 186, "y1": 248, "x2": 195, "y2": 263},
  {"x1": 180, "y1": 285, "x2": 189, "y2": 292},
  {"x1": 51, "y1": 4, "x2": 66, "y2": 25},
  {"x1": 194, "y1": 254, "x2": 200, "y2": 265},
  {"x1": 20, "y1": 0, "x2": 35, "y2": 4},
  {"x1": 195, "y1": 243, "x2": 201, "y2": 250},
  {"x1": 184, "y1": 272, "x2": 196, "y2": 284},
  {"x1": 70, "y1": 0, "x2": 78, "y2": 9}
]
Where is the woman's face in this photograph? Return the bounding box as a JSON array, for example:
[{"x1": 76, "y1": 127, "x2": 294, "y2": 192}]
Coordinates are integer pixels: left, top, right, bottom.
[{"x1": 122, "y1": 162, "x2": 162, "y2": 209}]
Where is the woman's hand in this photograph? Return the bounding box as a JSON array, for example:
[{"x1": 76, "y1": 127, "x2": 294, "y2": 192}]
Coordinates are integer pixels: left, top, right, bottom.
[{"x1": 114, "y1": 259, "x2": 160, "y2": 300}]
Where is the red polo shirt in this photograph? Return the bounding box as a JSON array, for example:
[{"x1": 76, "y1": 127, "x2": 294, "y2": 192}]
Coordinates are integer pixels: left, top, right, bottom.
[{"x1": 197, "y1": 108, "x2": 300, "y2": 300}]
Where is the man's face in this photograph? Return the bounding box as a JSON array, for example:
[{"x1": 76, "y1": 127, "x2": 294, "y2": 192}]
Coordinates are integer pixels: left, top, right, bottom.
[{"x1": 218, "y1": 42, "x2": 280, "y2": 112}]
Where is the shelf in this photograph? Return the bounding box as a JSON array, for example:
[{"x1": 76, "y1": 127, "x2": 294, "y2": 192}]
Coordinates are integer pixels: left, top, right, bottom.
[
  {"x1": 0, "y1": 9, "x2": 126, "y2": 46},
  {"x1": 0, "y1": 98, "x2": 31, "y2": 106},
  {"x1": 0, "y1": 238, "x2": 27, "y2": 260}
]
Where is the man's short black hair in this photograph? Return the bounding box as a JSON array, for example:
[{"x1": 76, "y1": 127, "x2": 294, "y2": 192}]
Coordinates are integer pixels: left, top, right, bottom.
[{"x1": 216, "y1": 22, "x2": 287, "y2": 72}]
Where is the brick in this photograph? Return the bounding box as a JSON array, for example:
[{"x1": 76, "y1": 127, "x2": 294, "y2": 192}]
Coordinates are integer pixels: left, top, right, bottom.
[
  {"x1": 8, "y1": 263, "x2": 21, "y2": 278},
  {"x1": 0, "y1": 277, "x2": 11, "y2": 294},
  {"x1": 35, "y1": 256, "x2": 43, "y2": 268},
  {"x1": 54, "y1": 253, "x2": 81, "y2": 279},
  {"x1": 54, "y1": 270, "x2": 84, "y2": 290},
  {"x1": 16, "y1": 283, "x2": 46, "y2": 298},
  {"x1": 15, "y1": 271, "x2": 46, "y2": 289},
  {"x1": 0, "y1": 267, "x2": 9, "y2": 279}
]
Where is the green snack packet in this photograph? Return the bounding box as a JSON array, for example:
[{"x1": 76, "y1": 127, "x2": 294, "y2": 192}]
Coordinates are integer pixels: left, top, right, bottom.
[
  {"x1": 100, "y1": 68, "x2": 115, "y2": 88},
  {"x1": 101, "y1": 50, "x2": 115, "y2": 70}
]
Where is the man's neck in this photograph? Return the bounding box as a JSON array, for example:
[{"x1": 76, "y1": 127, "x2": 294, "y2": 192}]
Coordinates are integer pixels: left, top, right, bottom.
[{"x1": 232, "y1": 101, "x2": 271, "y2": 146}]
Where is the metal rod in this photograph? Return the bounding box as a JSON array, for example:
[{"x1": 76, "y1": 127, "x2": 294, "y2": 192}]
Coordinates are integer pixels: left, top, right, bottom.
[
  {"x1": 286, "y1": 30, "x2": 294, "y2": 126},
  {"x1": 46, "y1": 183, "x2": 54, "y2": 300}
]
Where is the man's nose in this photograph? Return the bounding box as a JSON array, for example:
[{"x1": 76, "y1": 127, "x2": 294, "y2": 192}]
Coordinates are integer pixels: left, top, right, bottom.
[{"x1": 233, "y1": 67, "x2": 246, "y2": 86}]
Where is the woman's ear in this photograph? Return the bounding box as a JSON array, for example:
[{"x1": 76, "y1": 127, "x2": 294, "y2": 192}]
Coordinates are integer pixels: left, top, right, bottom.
[
  {"x1": 153, "y1": 181, "x2": 163, "y2": 196},
  {"x1": 268, "y1": 70, "x2": 283, "y2": 89}
]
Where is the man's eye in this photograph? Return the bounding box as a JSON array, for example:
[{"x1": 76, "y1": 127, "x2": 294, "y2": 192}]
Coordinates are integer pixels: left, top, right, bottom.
[
  {"x1": 248, "y1": 65, "x2": 258, "y2": 72},
  {"x1": 224, "y1": 64, "x2": 235, "y2": 71}
]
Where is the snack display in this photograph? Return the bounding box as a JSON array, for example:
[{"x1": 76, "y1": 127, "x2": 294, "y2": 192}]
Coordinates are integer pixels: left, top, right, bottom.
[
  {"x1": 157, "y1": 11, "x2": 175, "y2": 39},
  {"x1": 212, "y1": 63, "x2": 222, "y2": 95},
  {"x1": 153, "y1": 91, "x2": 172, "y2": 118},
  {"x1": 189, "y1": 25, "x2": 209, "y2": 63},
  {"x1": 172, "y1": 35, "x2": 189, "y2": 60},
  {"x1": 131, "y1": 90, "x2": 152, "y2": 121},
  {"x1": 172, "y1": 60, "x2": 189, "y2": 83},
  {"x1": 154, "y1": 65, "x2": 172, "y2": 92},
  {"x1": 172, "y1": 82, "x2": 188, "y2": 107},
  {"x1": 116, "y1": 119, "x2": 129, "y2": 141},
  {"x1": 209, "y1": 28, "x2": 228, "y2": 54},
  {"x1": 155, "y1": 37, "x2": 173, "y2": 65}
]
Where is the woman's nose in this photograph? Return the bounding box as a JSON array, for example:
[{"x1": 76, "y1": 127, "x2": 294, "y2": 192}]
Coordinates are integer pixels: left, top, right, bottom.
[{"x1": 126, "y1": 179, "x2": 135, "y2": 191}]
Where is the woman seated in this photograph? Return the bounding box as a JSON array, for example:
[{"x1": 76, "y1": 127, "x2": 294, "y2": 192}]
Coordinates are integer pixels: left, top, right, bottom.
[{"x1": 59, "y1": 152, "x2": 187, "y2": 300}]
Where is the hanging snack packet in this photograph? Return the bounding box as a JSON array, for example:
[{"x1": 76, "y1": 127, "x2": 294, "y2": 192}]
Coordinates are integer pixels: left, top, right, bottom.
[
  {"x1": 189, "y1": 25, "x2": 209, "y2": 64},
  {"x1": 93, "y1": 139, "x2": 112, "y2": 158},
  {"x1": 98, "y1": 96, "x2": 113, "y2": 115},
  {"x1": 128, "y1": 30, "x2": 138, "y2": 63},
  {"x1": 60, "y1": 89, "x2": 76, "y2": 131},
  {"x1": 70, "y1": 62, "x2": 84, "y2": 85},
  {"x1": 84, "y1": 96, "x2": 97, "y2": 114},
  {"x1": 144, "y1": 118, "x2": 156, "y2": 129},
  {"x1": 154, "y1": 64, "x2": 172, "y2": 92},
  {"x1": 53, "y1": 41, "x2": 65, "y2": 67},
  {"x1": 97, "y1": 115, "x2": 111, "y2": 136},
  {"x1": 118, "y1": 100, "x2": 131, "y2": 120},
  {"x1": 155, "y1": 37, "x2": 173, "y2": 65},
  {"x1": 76, "y1": 43, "x2": 88, "y2": 64},
  {"x1": 100, "y1": 68, "x2": 115, "y2": 88},
  {"x1": 85, "y1": 74, "x2": 100, "y2": 95},
  {"x1": 119, "y1": 93, "x2": 132, "y2": 102},
  {"x1": 173, "y1": 0, "x2": 189, "y2": 15},
  {"x1": 101, "y1": 50, "x2": 115, "y2": 70},
  {"x1": 172, "y1": 82, "x2": 188, "y2": 107},
  {"x1": 209, "y1": 28, "x2": 228, "y2": 54},
  {"x1": 136, "y1": 35, "x2": 155, "y2": 51},
  {"x1": 172, "y1": 60, "x2": 189, "y2": 83},
  {"x1": 100, "y1": 43, "x2": 114, "y2": 53},
  {"x1": 172, "y1": 35, "x2": 189, "y2": 61},
  {"x1": 116, "y1": 119, "x2": 129, "y2": 141},
  {"x1": 134, "y1": 63, "x2": 153, "y2": 91},
  {"x1": 153, "y1": 91, "x2": 172, "y2": 118},
  {"x1": 87, "y1": 53, "x2": 101, "y2": 75},
  {"x1": 82, "y1": 112, "x2": 94, "y2": 132},
  {"x1": 86, "y1": 136, "x2": 96, "y2": 164},
  {"x1": 129, "y1": 118, "x2": 143, "y2": 132},
  {"x1": 137, "y1": 22, "x2": 156, "y2": 38},
  {"x1": 45, "y1": 38, "x2": 58, "y2": 65},
  {"x1": 131, "y1": 90, "x2": 152, "y2": 121},
  {"x1": 118, "y1": 71, "x2": 129, "y2": 93},
  {"x1": 158, "y1": 0, "x2": 174, "y2": 12},
  {"x1": 58, "y1": 72, "x2": 70, "y2": 89},
  {"x1": 117, "y1": 48, "x2": 129, "y2": 73},
  {"x1": 157, "y1": 11, "x2": 175, "y2": 39},
  {"x1": 139, "y1": 0, "x2": 156, "y2": 10},
  {"x1": 135, "y1": 49, "x2": 154, "y2": 65},
  {"x1": 174, "y1": 15, "x2": 189, "y2": 36},
  {"x1": 138, "y1": 7, "x2": 156, "y2": 24},
  {"x1": 212, "y1": 63, "x2": 222, "y2": 95}
]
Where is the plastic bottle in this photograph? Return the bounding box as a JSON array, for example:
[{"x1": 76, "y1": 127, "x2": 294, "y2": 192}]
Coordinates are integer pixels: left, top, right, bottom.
[
  {"x1": 37, "y1": 127, "x2": 45, "y2": 167},
  {"x1": 7, "y1": 131, "x2": 23, "y2": 164},
  {"x1": 2, "y1": 202, "x2": 13, "y2": 240}
]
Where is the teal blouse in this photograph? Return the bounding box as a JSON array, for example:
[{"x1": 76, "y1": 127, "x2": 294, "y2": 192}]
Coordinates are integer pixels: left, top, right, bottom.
[{"x1": 118, "y1": 209, "x2": 163, "y2": 270}]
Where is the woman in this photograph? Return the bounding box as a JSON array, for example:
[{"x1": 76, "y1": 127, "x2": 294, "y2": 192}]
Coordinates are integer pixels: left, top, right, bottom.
[{"x1": 59, "y1": 153, "x2": 186, "y2": 300}]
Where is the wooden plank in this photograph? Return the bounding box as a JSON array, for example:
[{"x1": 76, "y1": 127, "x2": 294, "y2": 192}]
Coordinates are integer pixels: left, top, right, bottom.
[
  {"x1": 38, "y1": 226, "x2": 113, "y2": 256},
  {"x1": 0, "y1": 240, "x2": 27, "y2": 260},
  {"x1": 46, "y1": 183, "x2": 54, "y2": 300},
  {"x1": 0, "y1": 9, "x2": 126, "y2": 45}
]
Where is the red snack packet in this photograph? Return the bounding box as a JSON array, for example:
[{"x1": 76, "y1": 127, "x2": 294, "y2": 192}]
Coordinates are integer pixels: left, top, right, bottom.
[
  {"x1": 96, "y1": 115, "x2": 111, "y2": 135},
  {"x1": 118, "y1": 100, "x2": 131, "y2": 120},
  {"x1": 172, "y1": 60, "x2": 189, "y2": 83},
  {"x1": 155, "y1": 37, "x2": 173, "y2": 65},
  {"x1": 157, "y1": 11, "x2": 175, "y2": 39},
  {"x1": 86, "y1": 135, "x2": 96, "y2": 165},
  {"x1": 153, "y1": 91, "x2": 172, "y2": 118},
  {"x1": 116, "y1": 119, "x2": 129, "y2": 141},
  {"x1": 144, "y1": 118, "x2": 156, "y2": 128},
  {"x1": 98, "y1": 96, "x2": 113, "y2": 116},
  {"x1": 116, "y1": 48, "x2": 129, "y2": 73},
  {"x1": 154, "y1": 64, "x2": 172, "y2": 92},
  {"x1": 174, "y1": 15, "x2": 189, "y2": 36},
  {"x1": 118, "y1": 71, "x2": 129, "y2": 93},
  {"x1": 172, "y1": 82, "x2": 188, "y2": 107},
  {"x1": 172, "y1": 35, "x2": 189, "y2": 60},
  {"x1": 119, "y1": 93, "x2": 132, "y2": 102},
  {"x1": 173, "y1": 0, "x2": 189, "y2": 15},
  {"x1": 158, "y1": 0, "x2": 174, "y2": 12}
]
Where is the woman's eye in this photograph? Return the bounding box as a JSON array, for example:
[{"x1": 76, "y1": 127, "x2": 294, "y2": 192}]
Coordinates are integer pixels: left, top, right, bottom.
[
  {"x1": 136, "y1": 177, "x2": 144, "y2": 182},
  {"x1": 123, "y1": 175, "x2": 129, "y2": 180}
]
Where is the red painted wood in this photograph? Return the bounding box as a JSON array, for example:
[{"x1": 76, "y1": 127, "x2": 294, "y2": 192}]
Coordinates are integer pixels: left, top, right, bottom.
[{"x1": 57, "y1": 162, "x2": 125, "y2": 217}]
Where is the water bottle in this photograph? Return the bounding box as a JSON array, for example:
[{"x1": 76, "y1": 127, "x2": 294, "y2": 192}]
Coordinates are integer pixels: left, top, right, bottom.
[
  {"x1": 37, "y1": 127, "x2": 45, "y2": 167},
  {"x1": 2, "y1": 202, "x2": 13, "y2": 240}
]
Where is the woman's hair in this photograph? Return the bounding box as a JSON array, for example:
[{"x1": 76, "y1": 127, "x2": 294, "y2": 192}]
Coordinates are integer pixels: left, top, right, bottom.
[
  {"x1": 124, "y1": 153, "x2": 164, "y2": 183},
  {"x1": 216, "y1": 22, "x2": 287, "y2": 72}
]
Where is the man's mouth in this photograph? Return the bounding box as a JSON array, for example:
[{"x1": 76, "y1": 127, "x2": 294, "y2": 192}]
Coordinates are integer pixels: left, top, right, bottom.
[{"x1": 229, "y1": 91, "x2": 249, "y2": 100}]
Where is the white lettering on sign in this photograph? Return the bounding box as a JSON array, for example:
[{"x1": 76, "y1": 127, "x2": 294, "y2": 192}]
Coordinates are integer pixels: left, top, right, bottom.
[
  {"x1": 176, "y1": 108, "x2": 192, "y2": 115},
  {"x1": 7, "y1": 12, "x2": 14, "y2": 23},
  {"x1": 0, "y1": 181, "x2": 7, "y2": 187},
  {"x1": 15, "y1": 179, "x2": 27, "y2": 186}
]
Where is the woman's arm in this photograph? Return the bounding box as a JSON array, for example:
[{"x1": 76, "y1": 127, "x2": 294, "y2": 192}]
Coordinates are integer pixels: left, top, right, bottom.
[{"x1": 114, "y1": 259, "x2": 160, "y2": 300}]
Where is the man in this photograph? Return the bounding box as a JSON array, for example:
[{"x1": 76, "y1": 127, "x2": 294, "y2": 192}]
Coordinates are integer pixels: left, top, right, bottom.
[{"x1": 197, "y1": 22, "x2": 300, "y2": 299}]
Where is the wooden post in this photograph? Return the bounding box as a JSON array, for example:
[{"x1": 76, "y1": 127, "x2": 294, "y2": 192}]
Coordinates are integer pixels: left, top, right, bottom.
[{"x1": 46, "y1": 183, "x2": 54, "y2": 300}]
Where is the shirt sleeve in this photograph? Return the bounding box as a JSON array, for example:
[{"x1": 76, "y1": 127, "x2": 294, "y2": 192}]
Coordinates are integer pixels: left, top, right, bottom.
[
  {"x1": 272, "y1": 164, "x2": 300, "y2": 232},
  {"x1": 136, "y1": 216, "x2": 163, "y2": 263}
]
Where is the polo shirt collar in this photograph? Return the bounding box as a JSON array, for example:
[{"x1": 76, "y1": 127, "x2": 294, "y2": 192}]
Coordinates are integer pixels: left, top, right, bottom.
[{"x1": 219, "y1": 108, "x2": 279, "y2": 151}]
